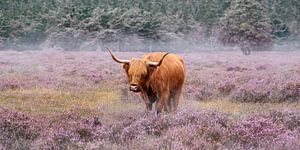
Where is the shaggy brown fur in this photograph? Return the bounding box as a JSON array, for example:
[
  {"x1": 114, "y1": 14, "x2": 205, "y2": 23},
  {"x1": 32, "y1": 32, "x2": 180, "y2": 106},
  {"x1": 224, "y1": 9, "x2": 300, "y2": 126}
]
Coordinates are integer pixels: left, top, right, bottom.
[{"x1": 121, "y1": 52, "x2": 186, "y2": 114}]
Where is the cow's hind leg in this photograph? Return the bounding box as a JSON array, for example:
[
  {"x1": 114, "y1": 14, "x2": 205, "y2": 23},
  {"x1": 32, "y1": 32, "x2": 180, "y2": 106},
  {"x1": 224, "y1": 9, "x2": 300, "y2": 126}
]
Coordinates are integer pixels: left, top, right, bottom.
[
  {"x1": 156, "y1": 93, "x2": 168, "y2": 115},
  {"x1": 167, "y1": 98, "x2": 172, "y2": 112},
  {"x1": 168, "y1": 91, "x2": 176, "y2": 112},
  {"x1": 163, "y1": 99, "x2": 172, "y2": 113},
  {"x1": 171, "y1": 88, "x2": 183, "y2": 112}
]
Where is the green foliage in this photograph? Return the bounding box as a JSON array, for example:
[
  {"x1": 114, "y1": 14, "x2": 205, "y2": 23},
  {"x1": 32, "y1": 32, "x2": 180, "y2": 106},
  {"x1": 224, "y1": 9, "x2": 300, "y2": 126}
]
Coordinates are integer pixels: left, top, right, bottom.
[
  {"x1": 0, "y1": 0, "x2": 299, "y2": 50},
  {"x1": 262, "y1": 0, "x2": 300, "y2": 38},
  {"x1": 0, "y1": 0, "x2": 53, "y2": 49},
  {"x1": 93, "y1": 8, "x2": 161, "y2": 37},
  {"x1": 218, "y1": 0, "x2": 273, "y2": 49}
]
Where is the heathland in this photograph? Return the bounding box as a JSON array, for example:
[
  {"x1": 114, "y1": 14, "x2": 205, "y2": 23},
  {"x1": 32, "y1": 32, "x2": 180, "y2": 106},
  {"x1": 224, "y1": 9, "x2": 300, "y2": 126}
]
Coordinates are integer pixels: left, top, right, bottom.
[{"x1": 0, "y1": 51, "x2": 299, "y2": 149}]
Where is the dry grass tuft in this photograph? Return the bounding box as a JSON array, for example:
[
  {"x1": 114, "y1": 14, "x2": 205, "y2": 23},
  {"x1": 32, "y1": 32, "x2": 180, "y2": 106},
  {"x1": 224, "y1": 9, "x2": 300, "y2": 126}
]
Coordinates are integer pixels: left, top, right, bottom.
[
  {"x1": 184, "y1": 98, "x2": 300, "y2": 118},
  {"x1": 0, "y1": 88, "x2": 119, "y2": 115}
]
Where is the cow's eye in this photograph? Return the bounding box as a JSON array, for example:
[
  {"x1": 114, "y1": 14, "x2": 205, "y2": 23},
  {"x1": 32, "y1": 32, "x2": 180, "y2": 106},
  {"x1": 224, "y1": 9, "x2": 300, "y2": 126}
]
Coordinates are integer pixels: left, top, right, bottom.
[{"x1": 141, "y1": 74, "x2": 147, "y2": 79}]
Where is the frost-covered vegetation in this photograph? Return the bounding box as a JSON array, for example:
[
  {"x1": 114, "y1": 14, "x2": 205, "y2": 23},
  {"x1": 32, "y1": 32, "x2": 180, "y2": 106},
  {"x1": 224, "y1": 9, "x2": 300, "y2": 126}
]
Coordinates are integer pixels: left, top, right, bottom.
[
  {"x1": 0, "y1": 51, "x2": 300, "y2": 149},
  {"x1": 0, "y1": 0, "x2": 299, "y2": 50}
]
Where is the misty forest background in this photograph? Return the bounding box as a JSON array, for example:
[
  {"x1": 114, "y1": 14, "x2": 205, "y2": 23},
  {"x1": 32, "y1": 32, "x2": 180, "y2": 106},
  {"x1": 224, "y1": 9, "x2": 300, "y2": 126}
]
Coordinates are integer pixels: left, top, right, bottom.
[{"x1": 0, "y1": 0, "x2": 299, "y2": 51}]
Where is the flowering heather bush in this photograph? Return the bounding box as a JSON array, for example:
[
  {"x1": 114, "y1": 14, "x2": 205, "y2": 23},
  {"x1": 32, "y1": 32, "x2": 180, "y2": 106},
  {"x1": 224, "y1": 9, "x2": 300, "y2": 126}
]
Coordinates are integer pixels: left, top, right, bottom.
[
  {"x1": 1, "y1": 107, "x2": 300, "y2": 149},
  {"x1": 119, "y1": 109, "x2": 300, "y2": 149},
  {"x1": 121, "y1": 114, "x2": 171, "y2": 141},
  {"x1": 0, "y1": 107, "x2": 41, "y2": 149},
  {"x1": 230, "y1": 78, "x2": 272, "y2": 102},
  {"x1": 86, "y1": 70, "x2": 104, "y2": 84},
  {"x1": 270, "y1": 82, "x2": 300, "y2": 102},
  {"x1": 226, "y1": 66, "x2": 250, "y2": 72},
  {"x1": 0, "y1": 107, "x2": 115, "y2": 149},
  {"x1": 186, "y1": 84, "x2": 214, "y2": 101},
  {"x1": 184, "y1": 53, "x2": 299, "y2": 102},
  {"x1": 228, "y1": 112, "x2": 300, "y2": 149},
  {"x1": 230, "y1": 116, "x2": 288, "y2": 147},
  {"x1": 32, "y1": 113, "x2": 112, "y2": 149},
  {"x1": 267, "y1": 133, "x2": 300, "y2": 150},
  {"x1": 255, "y1": 64, "x2": 274, "y2": 71},
  {"x1": 269, "y1": 110, "x2": 300, "y2": 130},
  {"x1": 119, "y1": 110, "x2": 231, "y2": 149},
  {"x1": 217, "y1": 80, "x2": 236, "y2": 95},
  {"x1": 0, "y1": 78, "x2": 23, "y2": 90},
  {"x1": 159, "y1": 110, "x2": 230, "y2": 149},
  {"x1": 230, "y1": 75, "x2": 300, "y2": 102}
]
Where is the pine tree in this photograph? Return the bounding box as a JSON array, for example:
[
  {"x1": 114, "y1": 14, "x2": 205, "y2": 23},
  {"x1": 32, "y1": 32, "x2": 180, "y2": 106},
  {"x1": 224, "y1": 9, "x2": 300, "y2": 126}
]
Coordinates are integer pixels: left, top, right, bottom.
[{"x1": 218, "y1": 0, "x2": 273, "y2": 51}]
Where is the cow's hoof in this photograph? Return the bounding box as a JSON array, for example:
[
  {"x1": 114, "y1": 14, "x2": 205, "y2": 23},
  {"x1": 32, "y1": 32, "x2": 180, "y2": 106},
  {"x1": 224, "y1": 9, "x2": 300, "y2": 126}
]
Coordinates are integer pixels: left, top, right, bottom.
[
  {"x1": 155, "y1": 110, "x2": 162, "y2": 116},
  {"x1": 143, "y1": 110, "x2": 153, "y2": 117}
]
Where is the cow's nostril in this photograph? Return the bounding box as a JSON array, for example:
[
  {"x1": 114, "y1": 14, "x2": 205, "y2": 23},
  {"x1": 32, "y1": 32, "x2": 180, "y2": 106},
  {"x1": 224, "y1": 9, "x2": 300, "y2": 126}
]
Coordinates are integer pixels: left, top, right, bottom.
[
  {"x1": 130, "y1": 83, "x2": 138, "y2": 86},
  {"x1": 130, "y1": 85, "x2": 137, "y2": 89}
]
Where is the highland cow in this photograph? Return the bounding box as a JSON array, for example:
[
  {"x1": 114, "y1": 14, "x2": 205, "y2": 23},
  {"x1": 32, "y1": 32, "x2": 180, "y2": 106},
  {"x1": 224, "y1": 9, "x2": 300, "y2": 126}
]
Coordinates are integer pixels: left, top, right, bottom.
[{"x1": 107, "y1": 48, "x2": 185, "y2": 114}]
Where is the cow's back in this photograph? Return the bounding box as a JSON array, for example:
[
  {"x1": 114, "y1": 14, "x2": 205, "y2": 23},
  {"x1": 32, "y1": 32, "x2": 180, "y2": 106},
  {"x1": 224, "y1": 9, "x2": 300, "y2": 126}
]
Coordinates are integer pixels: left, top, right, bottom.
[{"x1": 143, "y1": 52, "x2": 185, "y2": 93}]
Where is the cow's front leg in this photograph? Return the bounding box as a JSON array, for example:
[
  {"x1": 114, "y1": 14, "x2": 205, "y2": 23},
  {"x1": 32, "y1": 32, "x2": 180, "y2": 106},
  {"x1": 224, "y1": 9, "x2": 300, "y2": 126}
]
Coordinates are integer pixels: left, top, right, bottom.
[
  {"x1": 141, "y1": 93, "x2": 153, "y2": 113},
  {"x1": 156, "y1": 93, "x2": 168, "y2": 115},
  {"x1": 146, "y1": 102, "x2": 153, "y2": 111}
]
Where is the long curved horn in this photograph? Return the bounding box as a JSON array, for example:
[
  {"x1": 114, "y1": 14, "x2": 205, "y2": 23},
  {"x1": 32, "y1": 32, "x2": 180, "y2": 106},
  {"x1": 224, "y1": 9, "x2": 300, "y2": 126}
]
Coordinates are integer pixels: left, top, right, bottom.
[
  {"x1": 147, "y1": 53, "x2": 169, "y2": 67},
  {"x1": 107, "y1": 48, "x2": 130, "y2": 64}
]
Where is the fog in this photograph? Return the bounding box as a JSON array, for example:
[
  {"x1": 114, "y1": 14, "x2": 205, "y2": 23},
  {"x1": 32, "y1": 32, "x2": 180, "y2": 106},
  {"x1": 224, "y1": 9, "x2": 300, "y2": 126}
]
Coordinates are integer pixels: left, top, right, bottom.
[{"x1": 4, "y1": 34, "x2": 300, "y2": 53}]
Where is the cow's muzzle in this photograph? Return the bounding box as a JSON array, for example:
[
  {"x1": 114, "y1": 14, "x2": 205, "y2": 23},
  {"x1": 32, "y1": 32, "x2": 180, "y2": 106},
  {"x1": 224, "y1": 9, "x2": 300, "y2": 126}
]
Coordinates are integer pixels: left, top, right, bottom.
[{"x1": 130, "y1": 84, "x2": 141, "y2": 92}]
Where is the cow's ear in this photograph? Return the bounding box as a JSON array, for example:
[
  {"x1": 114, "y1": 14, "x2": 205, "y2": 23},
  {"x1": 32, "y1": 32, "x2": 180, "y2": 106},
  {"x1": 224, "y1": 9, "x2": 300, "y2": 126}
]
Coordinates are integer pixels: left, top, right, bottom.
[{"x1": 123, "y1": 63, "x2": 129, "y2": 73}]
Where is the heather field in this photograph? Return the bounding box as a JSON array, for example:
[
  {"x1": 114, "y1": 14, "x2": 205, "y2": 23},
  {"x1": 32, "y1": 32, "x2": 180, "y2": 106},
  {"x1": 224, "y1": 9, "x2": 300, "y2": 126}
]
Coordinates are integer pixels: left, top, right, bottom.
[{"x1": 1, "y1": 50, "x2": 300, "y2": 149}]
